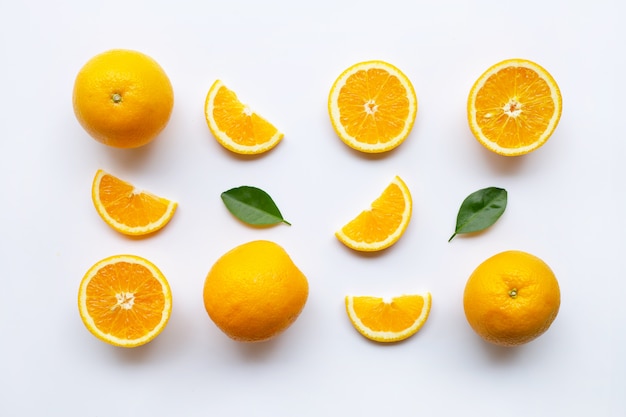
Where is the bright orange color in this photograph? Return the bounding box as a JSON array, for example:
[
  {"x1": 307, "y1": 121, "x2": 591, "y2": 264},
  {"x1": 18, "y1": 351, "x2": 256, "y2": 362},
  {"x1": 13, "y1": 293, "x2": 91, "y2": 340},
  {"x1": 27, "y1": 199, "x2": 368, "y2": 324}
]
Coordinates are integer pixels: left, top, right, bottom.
[
  {"x1": 463, "y1": 250, "x2": 560, "y2": 347},
  {"x1": 345, "y1": 293, "x2": 431, "y2": 343},
  {"x1": 73, "y1": 49, "x2": 174, "y2": 148},
  {"x1": 204, "y1": 80, "x2": 284, "y2": 155},
  {"x1": 77, "y1": 254, "x2": 173, "y2": 348},
  {"x1": 467, "y1": 58, "x2": 562, "y2": 156},
  {"x1": 336, "y1": 176, "x2": 412, "y2": 251},
  {"x1": 91, "y1": 169, "x2": 177, "y2": 236},
  {"x1": 203, "y1": 240, "x2": 309, "y2": 342},
  {"x1": 328, "y1": 60, "x2": 418, "y2": 153}
]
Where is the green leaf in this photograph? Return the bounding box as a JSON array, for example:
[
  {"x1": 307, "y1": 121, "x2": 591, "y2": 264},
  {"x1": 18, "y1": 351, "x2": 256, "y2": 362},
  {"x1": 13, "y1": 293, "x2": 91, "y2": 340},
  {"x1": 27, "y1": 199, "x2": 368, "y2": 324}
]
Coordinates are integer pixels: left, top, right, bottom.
[
  {"x1": 221, "y1": 186, "x2": 291, "y2": 226},
  {"x1": 449, "y1": 187, "x2": 507, "y2": 242}
]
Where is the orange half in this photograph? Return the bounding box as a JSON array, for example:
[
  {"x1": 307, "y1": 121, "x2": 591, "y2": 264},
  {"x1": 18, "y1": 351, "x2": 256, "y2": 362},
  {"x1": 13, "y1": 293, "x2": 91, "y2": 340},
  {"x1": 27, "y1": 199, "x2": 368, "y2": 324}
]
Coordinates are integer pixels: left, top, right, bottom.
[
  {"x1": 77, "y1": 254, "x2": 173, "y2": 348},
  {"x1": 345, "y1": 293, "x2": 432, "y2": 342},
  {"x1": 328, "y1": 60, "x2": 418, "y2": 153},
  {"x1": 335, "y1": 176, "x2": 412, "y2": 251},
  {"x1": 91, "y1": 169, "x2": 177, "y2": 236},
  {"x1": 204, "y1": 80, "x2": 284, "y2": 155},
  {"x1": 467, "y1": 58, "x2": 562, "y2": 156}
]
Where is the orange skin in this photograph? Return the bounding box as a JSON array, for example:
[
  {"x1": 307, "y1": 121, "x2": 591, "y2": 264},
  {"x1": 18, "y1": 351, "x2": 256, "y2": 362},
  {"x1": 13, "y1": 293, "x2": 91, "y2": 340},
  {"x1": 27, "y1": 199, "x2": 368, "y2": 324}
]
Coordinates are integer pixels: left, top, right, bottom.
[
  {"x1": 73, "y1": 49, "x2": 174, "y2": 148},
  {"x1": 203, "y1": 240, "x2": 309, "y2": 342},
  {"x1": 463, "y1": 250, "x2": 560, "y2": 347}
]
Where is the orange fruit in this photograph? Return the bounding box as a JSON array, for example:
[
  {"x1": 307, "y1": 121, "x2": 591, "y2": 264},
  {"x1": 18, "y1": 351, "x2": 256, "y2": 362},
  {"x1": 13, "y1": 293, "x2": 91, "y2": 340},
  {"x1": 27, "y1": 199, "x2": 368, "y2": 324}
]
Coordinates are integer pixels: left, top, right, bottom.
[
  {"x1": 328, "y1": 60, "x2": 417, "y2": 153},
  {"x1": 467, "y1": 58, "x2": 562, "y2": 156},
  {"x1": 77, "y1": 254, "x2": 173, "y2": 348},
  {"x1": 72, "y1": 49, "x2": 174, "y2": 148},
  {"x1": 345, "y1": 293, "x2": 432, "y2": 343},
  {"x1": 203, "y1": 240, "x2": 309, "y2": 342},
  {"x1": 463, "y1": 250, "x2": 561, "y2": 347},
  {"x1": 91, "y1": 169, "x2": 177, "y2": 236},
  {"x1": 204, "y1": 80, "x2": 284, "y2": 155},
  {"x1": 335, "y1": 175, "x2": 412, "y2": 252}
]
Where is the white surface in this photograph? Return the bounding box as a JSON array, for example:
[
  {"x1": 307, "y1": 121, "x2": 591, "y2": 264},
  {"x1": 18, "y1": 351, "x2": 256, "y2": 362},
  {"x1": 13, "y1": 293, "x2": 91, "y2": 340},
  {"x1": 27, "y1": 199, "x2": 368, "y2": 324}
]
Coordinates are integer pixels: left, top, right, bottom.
[{"x1": 1, "y1": 1, "x2": 624, "y2": 416}]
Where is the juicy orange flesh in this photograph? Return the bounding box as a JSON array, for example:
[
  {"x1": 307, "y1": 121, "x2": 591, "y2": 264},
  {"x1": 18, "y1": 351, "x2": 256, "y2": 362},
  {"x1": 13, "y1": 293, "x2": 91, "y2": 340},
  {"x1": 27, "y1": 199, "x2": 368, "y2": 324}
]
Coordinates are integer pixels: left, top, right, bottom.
[
  {"x1": 353, "y1": 295, "x2": 425, "y2": 332},
  {"x1": 341, "y1": 182, "x2": 405, "y2": 243},
  {"x1": 212, "y1": 86, "x2": 278, "y2": 146},
  {"x1": 474, "y1": 66, "x2": 556, "y2": 148},
  {"x1": 338, "y1": 68, "x2": 410, "y2": 144},
  {"x1": 85, "y1": 262, "x2": 166, "y2": 340},
  {"x1": 98, "y1": 174, "x2": 170, "y2": 227}
]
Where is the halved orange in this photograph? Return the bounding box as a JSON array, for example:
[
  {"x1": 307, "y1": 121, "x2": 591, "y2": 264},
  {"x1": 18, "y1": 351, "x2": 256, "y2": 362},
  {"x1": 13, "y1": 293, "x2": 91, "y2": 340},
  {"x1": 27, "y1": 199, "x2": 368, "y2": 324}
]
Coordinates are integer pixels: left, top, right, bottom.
[
  {"x1": 77, "y1": 254, "x2": 173, "y2": 348},
  {"x1": 328, "y1": 60, "x2": 418, "y2": 153},
  {"x1": 467, "y1": 58, "x2": 562, "y2": 156},
  {"x1": 204, "y1": 80, "x2": 284, "y2": 155},
  {"x1": 345, "y1": 293, "x2": 432, "y2": 342},
  {"x1": 91, "y1": 169, "x2": 177, "y2": 236},
  {"x1": 335, "y1": 176, "x2": 412, "y2": 251}
]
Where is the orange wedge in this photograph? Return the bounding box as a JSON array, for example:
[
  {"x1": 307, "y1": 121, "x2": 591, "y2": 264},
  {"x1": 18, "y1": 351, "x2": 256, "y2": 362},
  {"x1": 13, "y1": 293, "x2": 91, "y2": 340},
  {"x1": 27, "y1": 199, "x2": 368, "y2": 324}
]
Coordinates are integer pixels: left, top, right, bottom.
[
  {"x1": 467, "y1": 58, "x2": 562, "y2": 156},
  {"x1": 335, "y1": 176, "x2": 412, "y2": 251},
  {"x1": 345, "y1": 293, "x2": 432, "y2": 342},
  {"x1": 77, "y1": 254, "x2": 173, "y2": 348},
  {"x1": 328, "y1": 60, "x2": 417, "y2": 153},
  {"x1": 204, "y1": 80, "x2": 284, "y2": 155},
  {"x1": 91, "y1": 169, "x2": 177, "y2": 236}
]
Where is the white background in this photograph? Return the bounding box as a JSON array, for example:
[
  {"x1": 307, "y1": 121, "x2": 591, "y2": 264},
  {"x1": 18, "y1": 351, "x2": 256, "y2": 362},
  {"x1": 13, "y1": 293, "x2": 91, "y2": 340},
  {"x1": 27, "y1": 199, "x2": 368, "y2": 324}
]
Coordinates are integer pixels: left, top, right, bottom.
[{"x1": 1, "y1": 1, "x2": 624, "y2": 416}]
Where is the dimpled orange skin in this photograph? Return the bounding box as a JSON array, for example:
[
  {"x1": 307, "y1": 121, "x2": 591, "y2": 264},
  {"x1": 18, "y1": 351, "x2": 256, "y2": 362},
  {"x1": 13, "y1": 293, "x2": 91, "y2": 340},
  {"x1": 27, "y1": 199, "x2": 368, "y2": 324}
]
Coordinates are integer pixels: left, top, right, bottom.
[
  {"x1": 463, "y1": 250, "x2": 560, "y2": 347},
  {"x1": 72, "y1": 49, "x2": 174, "y2": 148},
  {"x1": 203, "y1": 240, "x2": 309, "y2": 342}
]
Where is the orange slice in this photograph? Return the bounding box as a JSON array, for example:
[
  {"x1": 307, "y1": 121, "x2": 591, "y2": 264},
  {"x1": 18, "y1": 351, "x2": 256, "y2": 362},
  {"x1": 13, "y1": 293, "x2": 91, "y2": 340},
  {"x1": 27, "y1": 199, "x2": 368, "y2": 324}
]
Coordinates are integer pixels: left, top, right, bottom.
[
  {"x1": 204, "y1": 80, "x2": 284, "y2": 155},
  {"x1": 467, "y1": 58, "x2": 562, "y2": 156},
  {"x1": 328, "y1": 60, "x2": 417, "y2": 153},
  {"x1": 77, "y1": 254, "x2": 173, "y2": 348},
  {"x1": 335, "y1": 176, "x2": 412, "y2": 251},
  {"x1": 345, "y1": 293, "x2": 432, "y2": 342},
  {"x1": 91, "y1": 169, "x2": 177, "y2": 236}
]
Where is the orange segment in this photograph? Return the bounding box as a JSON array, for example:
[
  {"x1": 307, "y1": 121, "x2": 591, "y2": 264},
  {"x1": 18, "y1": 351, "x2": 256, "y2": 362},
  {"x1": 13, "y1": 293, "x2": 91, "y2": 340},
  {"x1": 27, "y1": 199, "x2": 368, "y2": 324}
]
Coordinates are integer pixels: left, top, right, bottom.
[
  {"x1": 91, "y1": 169, "x2": 177, "y2": 236},
  {"x1": 335, "y1": 176, "x2": 412, "y2": 251},
  {"x1": 345, "y1": 293, "x2": 431, "y2": 342},
  {"x1": 328, "y1": 60, "x2": 417, "y2": 153},
  {"x1": 467, "y1": 58, "x2": 562, "y2": 156},
  {"x1": 204, "y1": 80, "x2": 284, "y2": 155},
  {"x1": 77, "y1": 254, "x2": 173, "y2": 348}
]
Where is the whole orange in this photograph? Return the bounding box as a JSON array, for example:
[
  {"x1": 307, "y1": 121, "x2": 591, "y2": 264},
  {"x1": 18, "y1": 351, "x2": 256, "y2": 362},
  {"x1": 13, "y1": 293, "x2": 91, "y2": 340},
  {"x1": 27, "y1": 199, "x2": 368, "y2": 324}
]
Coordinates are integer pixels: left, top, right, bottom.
[
  {"x1": 463, "y1": 250, "x2": 560, "y2": 347},
  {"x1": 203, "y1": 240, "x2": 309, "y2": 342},
  {"x1": 72, "y1": 49, "x2": 174, "y2": 148}
]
